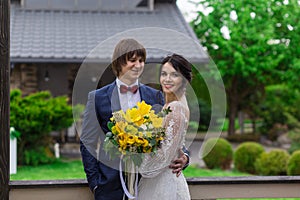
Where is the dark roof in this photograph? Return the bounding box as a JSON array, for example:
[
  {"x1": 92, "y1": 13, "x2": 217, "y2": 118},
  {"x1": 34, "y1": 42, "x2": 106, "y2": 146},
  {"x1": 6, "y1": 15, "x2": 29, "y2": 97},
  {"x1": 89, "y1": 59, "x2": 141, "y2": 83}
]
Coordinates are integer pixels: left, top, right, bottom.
[{"x1": 10, "y1": 3, "x2": 208, "y2": 64}]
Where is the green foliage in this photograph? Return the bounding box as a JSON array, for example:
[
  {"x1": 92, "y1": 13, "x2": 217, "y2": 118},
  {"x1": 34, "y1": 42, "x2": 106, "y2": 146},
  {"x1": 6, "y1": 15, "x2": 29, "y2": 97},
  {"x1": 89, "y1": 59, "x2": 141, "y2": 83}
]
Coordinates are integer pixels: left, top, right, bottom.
[
  {"x1": 234, "y1": 142, "x2": 265, "y2": 174},
  {"x1": 258, "y1": 85, "x2": 300, "y2": 140},
  {"x1": 255, "y1": 149, "x2": 290, "y2": 175},
  {"x1": 287, "y1": 150, "x2": 300, "y2": 175},
  {"x1": 10, "y1": 127, "x2": 21, "y2": 139},
  {"x1": 10, "y1": 89, "x2": 73, "y2": 165},
  {"x1": 24, "y1": 147, "x2": 55, "y2": 166},
  {"x1": 221, "y1": 118, "x2": 240, "y2": 132},
  {"x1": 189, "y1": 68, "x2": 212, "y2": 131},
  {"x1": 202, "y1": 138, "x2": 233, "y2": 170},
  {"x1": 191, "y1": 0, "x2": 300, "y2": 135},
  {"x1": 188, "y1": 121, "x2": 199, "y2": 133},
  {"x1": 198, "y1": 98, "x2": 212, "y2": 131},
  {"x1": 72, "y1": 103, "x2": 85, "y2": 122}
]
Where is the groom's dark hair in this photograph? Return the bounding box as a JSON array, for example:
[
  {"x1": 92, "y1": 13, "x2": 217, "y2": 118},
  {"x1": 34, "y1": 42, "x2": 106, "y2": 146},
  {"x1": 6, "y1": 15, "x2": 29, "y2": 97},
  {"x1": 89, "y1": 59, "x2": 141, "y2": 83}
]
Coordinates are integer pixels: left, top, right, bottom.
[{"x1": 111, "y1": 38, "x2": 146, "y2": 77}]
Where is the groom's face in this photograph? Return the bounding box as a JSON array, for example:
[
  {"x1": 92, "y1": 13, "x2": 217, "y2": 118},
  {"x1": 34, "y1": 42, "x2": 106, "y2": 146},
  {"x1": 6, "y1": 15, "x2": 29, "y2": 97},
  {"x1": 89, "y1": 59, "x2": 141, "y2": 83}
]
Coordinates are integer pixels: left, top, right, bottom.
[{"x1": 118, "y1": 54, "x2": 145, "y2": 84}]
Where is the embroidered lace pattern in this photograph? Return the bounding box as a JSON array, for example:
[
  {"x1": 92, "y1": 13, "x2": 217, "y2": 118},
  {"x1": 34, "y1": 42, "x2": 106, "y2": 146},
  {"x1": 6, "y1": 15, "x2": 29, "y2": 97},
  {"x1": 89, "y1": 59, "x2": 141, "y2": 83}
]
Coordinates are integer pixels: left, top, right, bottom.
[{"x1": 138, "y1": 101, "x2": 191, "y2": 200}]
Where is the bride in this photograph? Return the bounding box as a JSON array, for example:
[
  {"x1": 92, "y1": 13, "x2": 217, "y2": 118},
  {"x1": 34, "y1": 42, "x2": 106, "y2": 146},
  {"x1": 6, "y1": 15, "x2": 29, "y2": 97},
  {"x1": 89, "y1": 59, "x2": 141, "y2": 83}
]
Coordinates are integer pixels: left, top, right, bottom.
[{"x1": 138, "y1": 54, "x2": 192, "y2": 200}]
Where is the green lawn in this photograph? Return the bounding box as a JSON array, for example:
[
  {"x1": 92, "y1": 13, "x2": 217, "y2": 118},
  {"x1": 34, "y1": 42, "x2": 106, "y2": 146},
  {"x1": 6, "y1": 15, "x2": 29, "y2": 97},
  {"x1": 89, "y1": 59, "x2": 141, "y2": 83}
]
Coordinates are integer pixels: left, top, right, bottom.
[
  {"x1": 183, "y1": 164, "x2": 249, "y2": 177},
  {"x1": 10, "y1": 160, "x2": 299, "y2": 200},
  {"x1": 10, "y1": 159, "x2": 85, "y2": 180},
  {"x1": 10, "y1": 159, "x2": 247, "y2": 180}
]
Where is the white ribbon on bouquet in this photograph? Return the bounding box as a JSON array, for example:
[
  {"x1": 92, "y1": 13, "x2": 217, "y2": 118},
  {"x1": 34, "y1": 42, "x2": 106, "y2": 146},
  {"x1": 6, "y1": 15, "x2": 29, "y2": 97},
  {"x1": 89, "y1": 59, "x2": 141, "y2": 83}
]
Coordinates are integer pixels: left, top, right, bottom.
[{"x1": 119, "y1": 155, "x2": 139, "y2": 200}]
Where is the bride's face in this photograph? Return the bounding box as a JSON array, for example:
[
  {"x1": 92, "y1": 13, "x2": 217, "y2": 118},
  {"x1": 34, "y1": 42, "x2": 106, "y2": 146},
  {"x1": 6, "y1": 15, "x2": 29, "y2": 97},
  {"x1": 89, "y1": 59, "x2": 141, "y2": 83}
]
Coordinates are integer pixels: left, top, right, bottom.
[{"x1": 160, "y1": 62, "x2": 183, "y2": 96}]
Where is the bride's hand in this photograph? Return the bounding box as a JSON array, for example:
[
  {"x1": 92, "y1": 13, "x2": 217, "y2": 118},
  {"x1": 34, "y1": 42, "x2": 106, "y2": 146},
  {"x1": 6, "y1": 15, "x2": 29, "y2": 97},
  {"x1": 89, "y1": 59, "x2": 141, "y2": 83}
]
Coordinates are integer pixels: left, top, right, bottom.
[{"x1": 169, "y1": 150, "x2": 188, "y2": 177}]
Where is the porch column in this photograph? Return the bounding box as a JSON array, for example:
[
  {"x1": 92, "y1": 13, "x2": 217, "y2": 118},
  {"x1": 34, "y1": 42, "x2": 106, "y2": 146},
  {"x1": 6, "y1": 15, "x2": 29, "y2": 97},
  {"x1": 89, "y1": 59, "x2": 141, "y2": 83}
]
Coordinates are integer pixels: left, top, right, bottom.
[{"x1": 0, "y1": 0, "x2": 10, "y2": 199}]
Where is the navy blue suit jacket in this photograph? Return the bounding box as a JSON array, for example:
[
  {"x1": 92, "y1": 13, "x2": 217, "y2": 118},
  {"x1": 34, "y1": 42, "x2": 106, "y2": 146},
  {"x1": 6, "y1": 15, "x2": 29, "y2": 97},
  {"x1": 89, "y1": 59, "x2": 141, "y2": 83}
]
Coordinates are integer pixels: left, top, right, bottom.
[{"x1": 80, "y1": 81, "x2": 164, "y2": 200}]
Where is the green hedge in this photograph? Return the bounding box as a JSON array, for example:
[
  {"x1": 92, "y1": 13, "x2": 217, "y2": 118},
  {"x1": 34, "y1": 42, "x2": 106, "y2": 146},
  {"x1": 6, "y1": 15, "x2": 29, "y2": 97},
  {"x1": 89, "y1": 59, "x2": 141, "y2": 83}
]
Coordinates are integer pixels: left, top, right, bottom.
[
  {"x1": 287, "y1": 150, "x2": 300, "y2": 175},
  {"x1": 234, "y1": 142, "x2": 265, "y2": 174},
  {"x1": 255, "y1": 149, "x2": 290, "y2": 175},
  {"x1": 202, "y1": 138, "x2": 233, "y2": 170}
]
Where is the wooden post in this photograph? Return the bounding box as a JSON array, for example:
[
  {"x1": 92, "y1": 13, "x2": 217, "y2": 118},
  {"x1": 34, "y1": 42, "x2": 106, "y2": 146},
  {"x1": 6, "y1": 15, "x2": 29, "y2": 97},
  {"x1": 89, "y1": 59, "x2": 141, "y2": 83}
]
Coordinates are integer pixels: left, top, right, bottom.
[{"x1": 0, "y1": 0, "x2": 10, "y2": 199}]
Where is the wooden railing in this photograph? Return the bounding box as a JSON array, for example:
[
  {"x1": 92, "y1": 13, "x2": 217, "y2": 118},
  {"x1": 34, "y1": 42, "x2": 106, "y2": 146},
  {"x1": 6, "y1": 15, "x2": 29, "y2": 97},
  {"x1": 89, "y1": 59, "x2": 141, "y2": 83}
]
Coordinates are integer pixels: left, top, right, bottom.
[{"x1": 9, "y1": 176, "x2": 300, "y2": 200}]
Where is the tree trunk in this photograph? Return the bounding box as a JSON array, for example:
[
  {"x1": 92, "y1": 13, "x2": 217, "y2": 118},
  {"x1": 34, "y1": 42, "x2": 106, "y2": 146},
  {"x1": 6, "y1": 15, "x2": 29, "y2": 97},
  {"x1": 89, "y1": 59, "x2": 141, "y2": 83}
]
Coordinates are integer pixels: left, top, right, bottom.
[
  {"x1": 228, "y1": 100, "x2": 238, "y2": 136},
  {"x1": 0, "y1": 0, "x2": 10, "y2": 199},
  {"x1": 252, "y1": 118, "x2": 256, "y2": 134},
  {"x1": 227, "y1": 78, "x2": 239, "y2": 136}
]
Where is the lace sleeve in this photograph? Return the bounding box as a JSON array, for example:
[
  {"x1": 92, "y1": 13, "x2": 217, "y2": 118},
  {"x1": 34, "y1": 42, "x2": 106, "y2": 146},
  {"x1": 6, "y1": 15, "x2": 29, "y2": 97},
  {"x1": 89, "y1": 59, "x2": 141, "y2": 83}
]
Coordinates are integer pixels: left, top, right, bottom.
[{"x1": 139, "y1": 101, "x2": 188, "y2": 178}]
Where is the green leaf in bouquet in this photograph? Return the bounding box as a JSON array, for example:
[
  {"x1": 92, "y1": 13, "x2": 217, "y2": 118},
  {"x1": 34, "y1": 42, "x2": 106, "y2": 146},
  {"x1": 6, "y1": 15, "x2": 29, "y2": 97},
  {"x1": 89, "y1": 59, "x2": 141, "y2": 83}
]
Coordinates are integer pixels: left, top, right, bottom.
[
  {"x1": 150, "y1": 138, "x2": 157, "y2": 146},
  {"x1": 105, "y1": 131, "x2": 113, "y2": 138},
  {"x1": 103, "y1": 140, "x2": 120, "y2": 160},
  {"x1": 107, "y1": 121, "x2": 115, "y2": 131}
]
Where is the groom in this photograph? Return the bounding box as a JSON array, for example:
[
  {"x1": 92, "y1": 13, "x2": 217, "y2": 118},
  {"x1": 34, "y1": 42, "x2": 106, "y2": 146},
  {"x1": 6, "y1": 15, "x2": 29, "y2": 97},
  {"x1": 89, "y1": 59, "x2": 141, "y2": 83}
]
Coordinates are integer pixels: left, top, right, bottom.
[{"x1": 80, "y1": 38, "x2": 189, "y2": 200}]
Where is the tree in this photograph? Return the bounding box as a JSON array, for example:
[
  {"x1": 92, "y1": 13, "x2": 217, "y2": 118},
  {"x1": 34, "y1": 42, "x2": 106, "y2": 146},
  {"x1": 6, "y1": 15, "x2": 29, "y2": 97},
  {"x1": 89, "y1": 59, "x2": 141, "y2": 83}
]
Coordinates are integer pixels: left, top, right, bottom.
[
  {"x1": 270, "y1": 0, "x2": 300, "y2": 89},
  {"x1": 191, "y1": 0, "x2": 299, "y2": 135}
]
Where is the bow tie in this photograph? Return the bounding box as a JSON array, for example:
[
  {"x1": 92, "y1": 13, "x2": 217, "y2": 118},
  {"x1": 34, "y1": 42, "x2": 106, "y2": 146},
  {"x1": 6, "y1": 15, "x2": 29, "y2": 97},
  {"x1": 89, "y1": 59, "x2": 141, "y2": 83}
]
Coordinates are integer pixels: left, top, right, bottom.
[{"x1": 120, "y1": 85, "x2": 138, "y2": 94}]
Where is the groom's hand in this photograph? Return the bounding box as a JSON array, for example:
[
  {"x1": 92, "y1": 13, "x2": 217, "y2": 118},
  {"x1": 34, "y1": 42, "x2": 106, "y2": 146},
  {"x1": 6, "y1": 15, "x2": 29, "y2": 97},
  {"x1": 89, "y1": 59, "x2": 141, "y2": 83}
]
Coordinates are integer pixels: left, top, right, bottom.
[{"x1": 169, "y1": 150, "x2": 188, "y2": 177}]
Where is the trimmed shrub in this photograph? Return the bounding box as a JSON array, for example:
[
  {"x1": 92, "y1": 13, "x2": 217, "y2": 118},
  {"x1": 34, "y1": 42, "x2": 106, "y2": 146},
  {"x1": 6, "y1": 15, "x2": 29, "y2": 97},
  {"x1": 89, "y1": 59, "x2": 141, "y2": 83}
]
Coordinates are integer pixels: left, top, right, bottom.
[
  {"x1": 255, "y1": 149, "x2": 290, "y2": 175},
  {"x1": 202, "y1": 138, "x2": 233, "y2": 170},
  {"x1": 234, "y1": 142, "x2": 265, "y2": 174},
  {"x1": 288, "y1": 128, "x2": 300, "y2": 154},
  {"x1": 287, "y1": 150, "x2": 300, "y2": 175},
  {"x1": 10, "y1": 89, "x2": 74, "y2": 165}
]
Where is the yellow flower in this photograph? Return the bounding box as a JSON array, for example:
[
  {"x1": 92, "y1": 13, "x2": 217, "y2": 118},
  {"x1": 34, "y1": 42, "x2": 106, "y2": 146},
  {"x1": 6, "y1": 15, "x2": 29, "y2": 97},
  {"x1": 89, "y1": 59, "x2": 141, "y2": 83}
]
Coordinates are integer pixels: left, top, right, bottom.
[
  {"x1": 138, "y1": 132, "x2": 144, "y2": 137},
  {"x1": 156, "y1": 136, "x2": 164, "y2": 142},
  {"x1": 104, "y1": 101, "x2": 170, "y2": 162},
  {"x1": 135, "y1": 137, "x2": 149, "y2": 147},
  {"x1": 143, "y1": 146, "x2": 152, "y2": 153},
  {"x1": 152, "y1": 117, "x2": 163, "y2": 128},
  {"x1": 118, "y1": 132, "x2": 128, "y2": 150},
  {"x1": 125, "y1": 107, "x2": 144, "y2": 126},
  {"x1": 136, "y1": 137, "x2": 145, "y2": 146},
  {"x1": 146, "y1": 132, "x2": 152, "y2": 138},
  {"x1": 127, "y1": 134, "x2": 137, "y2": 145},
  {"x1": 142, "y1": 138, "x2": 149, "y2": 147},
  {"x1": 125, "y1": 125, "x2": 138, "y2": 135},
  {"x1": 111, "y1": 126, "x2": 118, "y2": 134},
  {"x1": 115, "y1": 121, "x2": 127, "y2": 133},
  {"x1": 119, "y1": 147, "x2": 126, "y2": 155},
  {"x1": 137, "y1": 101, "x2": 152, "y2": 116}
]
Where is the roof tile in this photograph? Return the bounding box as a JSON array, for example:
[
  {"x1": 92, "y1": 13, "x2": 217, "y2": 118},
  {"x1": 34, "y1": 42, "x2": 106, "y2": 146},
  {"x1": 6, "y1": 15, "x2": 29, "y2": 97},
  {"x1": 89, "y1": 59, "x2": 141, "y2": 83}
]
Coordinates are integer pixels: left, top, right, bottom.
[{"x1": 11, "y1": 4, "x2": 208, "y2": 63}]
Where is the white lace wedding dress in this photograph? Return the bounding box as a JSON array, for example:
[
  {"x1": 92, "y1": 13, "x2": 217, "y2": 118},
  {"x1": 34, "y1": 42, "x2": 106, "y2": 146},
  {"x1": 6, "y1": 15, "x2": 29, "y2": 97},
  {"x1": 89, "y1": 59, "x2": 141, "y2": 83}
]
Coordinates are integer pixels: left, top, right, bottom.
[{"x1": 138, "y1": 100, "x2": 191, "y2": 200}]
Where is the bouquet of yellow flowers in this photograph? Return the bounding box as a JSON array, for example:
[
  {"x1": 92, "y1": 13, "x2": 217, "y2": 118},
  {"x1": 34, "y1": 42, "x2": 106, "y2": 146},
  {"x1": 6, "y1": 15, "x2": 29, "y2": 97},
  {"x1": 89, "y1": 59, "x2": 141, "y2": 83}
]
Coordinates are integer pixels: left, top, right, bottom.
[{"x1": 104, "y1": 100, "x2": 171, "y2": 166}]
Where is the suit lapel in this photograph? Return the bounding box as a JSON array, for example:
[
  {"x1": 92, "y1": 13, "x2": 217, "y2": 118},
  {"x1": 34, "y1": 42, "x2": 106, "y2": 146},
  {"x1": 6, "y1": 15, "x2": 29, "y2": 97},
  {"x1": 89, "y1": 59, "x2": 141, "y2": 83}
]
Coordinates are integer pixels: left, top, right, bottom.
[
  {"x1": 139, "y1": 83, "x2": 148, "y2": 102},
  {"x1": 107, "y1": 81, "x2": 121, "y2": 112}
]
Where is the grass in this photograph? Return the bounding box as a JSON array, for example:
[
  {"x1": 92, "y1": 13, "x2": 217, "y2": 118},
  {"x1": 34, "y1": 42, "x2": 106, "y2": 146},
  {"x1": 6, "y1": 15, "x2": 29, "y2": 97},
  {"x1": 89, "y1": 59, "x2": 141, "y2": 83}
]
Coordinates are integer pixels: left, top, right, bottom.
[
  {"x1": 11, "y1": 159, "x2": 248, "y2": 180},
  {"x1": 183, "y1": 164, "x2": 249, "y2": 177},
  {"x1": 10, "y1": 158, "x2": 86, "y2": 180},
  {"x1": 10, "y1": 160, "x2": 299, "y2": 200}
]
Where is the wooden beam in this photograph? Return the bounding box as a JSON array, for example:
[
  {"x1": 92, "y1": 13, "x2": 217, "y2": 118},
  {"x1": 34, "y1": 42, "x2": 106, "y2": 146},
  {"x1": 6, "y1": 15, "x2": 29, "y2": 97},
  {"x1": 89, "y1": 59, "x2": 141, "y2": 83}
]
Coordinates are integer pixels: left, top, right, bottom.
[
  {"x1": 9, "y1": 177, "x2": 300, "y2": 199},
  {"x1": 0, "y1": 0, "x2": 10, "y2": 200}
]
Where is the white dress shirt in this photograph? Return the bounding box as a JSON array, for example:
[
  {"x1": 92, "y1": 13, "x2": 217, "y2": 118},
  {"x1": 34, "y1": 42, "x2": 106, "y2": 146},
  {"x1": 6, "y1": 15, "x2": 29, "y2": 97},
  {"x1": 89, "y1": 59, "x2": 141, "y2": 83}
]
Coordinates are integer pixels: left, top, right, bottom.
[{"x1": 116, "y1": 78, "x2": 141, "y2": 111}]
